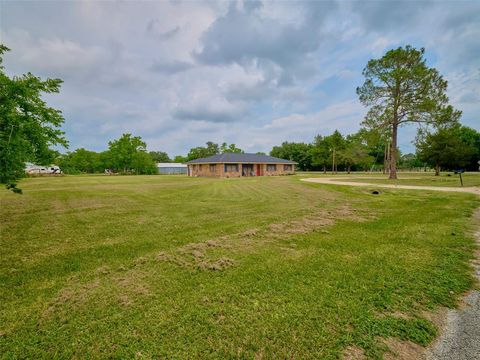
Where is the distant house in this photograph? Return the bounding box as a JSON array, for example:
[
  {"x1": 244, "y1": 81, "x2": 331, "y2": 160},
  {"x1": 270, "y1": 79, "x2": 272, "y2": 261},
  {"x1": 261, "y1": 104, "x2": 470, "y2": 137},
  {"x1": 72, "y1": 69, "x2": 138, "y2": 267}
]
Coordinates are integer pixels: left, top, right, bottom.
[
  {"x1": 25, "y1": 163, "x2": 61, "y2": 174},
  {"x1": 157, "y1": 163, "x2": 187, "y2": 175},
  {"x1": 187, "y1": 153, "x2": 296, "y2": 177}
]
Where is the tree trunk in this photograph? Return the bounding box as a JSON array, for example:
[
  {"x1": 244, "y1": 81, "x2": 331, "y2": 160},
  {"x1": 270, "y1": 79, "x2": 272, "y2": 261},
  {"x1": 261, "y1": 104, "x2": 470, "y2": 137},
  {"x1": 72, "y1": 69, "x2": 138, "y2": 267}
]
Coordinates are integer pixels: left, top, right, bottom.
[
  {"x1": 323, "y1": 165, "x2": 326, "y2": 174},
  {"x1": 347, "y1": 165, "x2": 351, "y2": 174},
  {"x1": 435, "y1": 163, "x2": 440, "y2": 176},
  {"x1": 389, "y1": 122, "x2": 398, "y2": 179},
  {"x1": 383, "y1": 142, "x2": 388, "y2": 175}
]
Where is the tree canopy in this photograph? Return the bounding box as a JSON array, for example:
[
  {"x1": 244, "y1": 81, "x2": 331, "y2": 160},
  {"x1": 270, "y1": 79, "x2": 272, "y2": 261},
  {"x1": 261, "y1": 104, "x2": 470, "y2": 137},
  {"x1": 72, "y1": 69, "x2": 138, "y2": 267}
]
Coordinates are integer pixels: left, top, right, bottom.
[
  {"x1": 148, "y1": 151, "x2": 170, "y2": 163},
  {"x1": 108, "y1": 134, "x2": 156, "y2": 174},
  {"x1": 187, "y1": 141, "x2": 243, "y2": 161},
  {"x1": 417, "y1": 125, "x2": 477, "y2": 175},
  {"x1": 357, "y1": 45, "x2": 461, "y2": 179},
  {"x1": 270, "y1": 142, "x2": 313, "y2": 171},
  {"x1": 0, "y1": 45, "x2": 67, "y2": 192}
]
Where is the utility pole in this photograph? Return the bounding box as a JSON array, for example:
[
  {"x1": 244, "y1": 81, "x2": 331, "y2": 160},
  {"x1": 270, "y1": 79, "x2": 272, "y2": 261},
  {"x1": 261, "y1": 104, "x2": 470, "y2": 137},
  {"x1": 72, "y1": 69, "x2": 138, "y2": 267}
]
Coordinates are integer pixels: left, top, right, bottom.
[{"x1": 332, "y1": 148, "x2": 336, "y2": 174}]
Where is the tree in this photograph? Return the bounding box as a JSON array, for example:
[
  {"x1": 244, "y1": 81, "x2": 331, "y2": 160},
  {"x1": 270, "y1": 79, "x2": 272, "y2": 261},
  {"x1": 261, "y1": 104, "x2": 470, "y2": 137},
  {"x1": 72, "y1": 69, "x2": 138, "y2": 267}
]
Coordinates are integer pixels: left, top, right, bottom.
[
  {"x1": 108, "y1": 133, "x2": 155, "y2": 173},
  {"x1": 148, "y1": 151, "x2": 170, "y2": 163},
  {"x1": 310, "y1": 135, "x2": 330, "y2": 173},
  {"x1": 220, "y1": 142, "x2": 243, "y2": 153},
  {"x1": 0, "y1": 45, "x2": 67, "y2": 192},
  {"x1": 456, "y1": 126, "x2": 480, "y2": 171},
  {"x1": 338, "y1": 135, "x2": 373, "y2": 173},
  {"x1": 56, "y1": 148, "x2": 101, "y2": 174},
  {"x1": 357, "y1": 45, "x2": 461, "y2": 179},
  {"x1": 173, "y1": 155, "x2": 188, "y2": 163},
  {"x1": 131, "y1": 151, "x2": 157, "y2": 174},
  {"x1": 416, "y1": 125, "x2": 475, "y2": 175},
  {"x1": 270, "y1": 142, "x2": 313, "y2": 171},
  {"x1": 187, "y1": 141, "x2": 220, "y2": 161},
  {"x1": 325, "y1": 130, "x2": 345, "y2": 173},
  {"x1": 398, "y1": 153, "x2": 423, "y2": 170}
]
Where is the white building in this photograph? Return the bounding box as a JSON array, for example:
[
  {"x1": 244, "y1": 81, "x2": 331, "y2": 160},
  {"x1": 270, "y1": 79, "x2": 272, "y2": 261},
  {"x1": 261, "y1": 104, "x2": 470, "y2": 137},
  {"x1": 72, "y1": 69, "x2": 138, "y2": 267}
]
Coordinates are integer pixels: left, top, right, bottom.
[
  {"x1": 25, "y1": 163, "x2": 61, "y2": 174},
  {"x1": 157, "y1": 163, "x2": 187, "y2": 175}
]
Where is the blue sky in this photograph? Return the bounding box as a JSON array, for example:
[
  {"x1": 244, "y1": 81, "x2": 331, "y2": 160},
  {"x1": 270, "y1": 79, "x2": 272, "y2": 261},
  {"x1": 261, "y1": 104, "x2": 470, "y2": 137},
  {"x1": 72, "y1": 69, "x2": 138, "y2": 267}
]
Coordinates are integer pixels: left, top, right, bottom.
[{"x1": 1, "y1": 0, "x2": 479, "y2": 157}]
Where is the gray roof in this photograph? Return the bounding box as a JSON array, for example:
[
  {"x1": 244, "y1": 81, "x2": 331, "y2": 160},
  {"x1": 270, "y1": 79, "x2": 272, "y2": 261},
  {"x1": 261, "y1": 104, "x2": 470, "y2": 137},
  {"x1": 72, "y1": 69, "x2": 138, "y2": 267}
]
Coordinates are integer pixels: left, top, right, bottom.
[{"x1": 187, "y1": 153, "x2": 297, "y2": 164}]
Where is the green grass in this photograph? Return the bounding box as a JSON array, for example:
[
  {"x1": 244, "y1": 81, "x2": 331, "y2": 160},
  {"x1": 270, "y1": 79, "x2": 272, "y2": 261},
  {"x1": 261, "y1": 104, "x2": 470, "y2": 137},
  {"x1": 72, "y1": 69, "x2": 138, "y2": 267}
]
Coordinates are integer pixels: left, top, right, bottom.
[{"x1": 1, "y1": 174, "x2": 479, "y2": 359}]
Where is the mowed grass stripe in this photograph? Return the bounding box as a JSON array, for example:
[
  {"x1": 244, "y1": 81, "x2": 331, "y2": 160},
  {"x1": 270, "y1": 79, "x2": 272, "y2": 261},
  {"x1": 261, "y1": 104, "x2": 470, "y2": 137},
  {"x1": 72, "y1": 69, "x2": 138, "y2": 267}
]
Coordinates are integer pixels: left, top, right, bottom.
[{"x1": 0, "y1": 174, "x2": 479, "y2": 359}]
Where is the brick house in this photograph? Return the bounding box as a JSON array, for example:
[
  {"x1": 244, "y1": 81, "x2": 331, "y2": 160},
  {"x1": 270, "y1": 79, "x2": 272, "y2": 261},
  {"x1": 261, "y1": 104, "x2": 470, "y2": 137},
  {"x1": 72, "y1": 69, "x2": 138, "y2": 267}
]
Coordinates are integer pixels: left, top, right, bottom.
[{"x1": 187, "y1": 153, "x2": 296, "y2": 177}]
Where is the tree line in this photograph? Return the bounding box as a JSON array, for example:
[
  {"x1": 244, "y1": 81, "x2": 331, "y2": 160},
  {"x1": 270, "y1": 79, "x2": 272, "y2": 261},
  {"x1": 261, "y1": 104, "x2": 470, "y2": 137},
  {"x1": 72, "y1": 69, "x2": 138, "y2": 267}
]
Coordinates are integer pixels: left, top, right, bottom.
[
  {"x1": 55, "y1": 139, "x2": 246, "y2": 174},
  {"x1": 268, "y1": 125, "x2": 480, "y2": 173}
]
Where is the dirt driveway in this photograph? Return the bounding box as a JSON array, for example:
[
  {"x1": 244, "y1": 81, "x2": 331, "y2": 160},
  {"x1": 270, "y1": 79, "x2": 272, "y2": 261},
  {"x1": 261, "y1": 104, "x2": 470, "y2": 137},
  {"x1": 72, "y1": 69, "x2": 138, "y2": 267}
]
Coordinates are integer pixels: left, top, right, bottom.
[{"x1": 301, "y1": 177, "x2": 480, "y2": 196}]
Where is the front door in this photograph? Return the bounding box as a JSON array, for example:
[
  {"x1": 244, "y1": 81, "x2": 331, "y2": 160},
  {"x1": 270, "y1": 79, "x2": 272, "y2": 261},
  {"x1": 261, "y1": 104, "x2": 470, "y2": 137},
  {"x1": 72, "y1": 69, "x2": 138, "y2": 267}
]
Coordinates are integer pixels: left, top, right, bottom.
[
  {"x1": 242, "y1": 164, "x2": 254, "y2": 176},
  {"x1": 256, "y1": 164, "x2": 262, "y2": 176}
]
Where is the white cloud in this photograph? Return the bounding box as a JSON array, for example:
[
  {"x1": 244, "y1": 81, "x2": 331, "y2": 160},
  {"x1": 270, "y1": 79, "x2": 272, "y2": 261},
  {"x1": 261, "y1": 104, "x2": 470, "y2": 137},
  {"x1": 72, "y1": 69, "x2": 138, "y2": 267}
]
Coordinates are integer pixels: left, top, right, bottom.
[{"x1": 1, "y1": 0, "x2": 478, "y2": 157}]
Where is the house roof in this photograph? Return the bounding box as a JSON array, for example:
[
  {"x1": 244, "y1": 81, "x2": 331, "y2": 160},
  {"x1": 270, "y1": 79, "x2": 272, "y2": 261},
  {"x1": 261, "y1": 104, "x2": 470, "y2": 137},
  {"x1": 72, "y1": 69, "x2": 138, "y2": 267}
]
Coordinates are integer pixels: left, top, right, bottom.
[{"x1": 186, "y1": 153, "x2": 297, "y2": 164}]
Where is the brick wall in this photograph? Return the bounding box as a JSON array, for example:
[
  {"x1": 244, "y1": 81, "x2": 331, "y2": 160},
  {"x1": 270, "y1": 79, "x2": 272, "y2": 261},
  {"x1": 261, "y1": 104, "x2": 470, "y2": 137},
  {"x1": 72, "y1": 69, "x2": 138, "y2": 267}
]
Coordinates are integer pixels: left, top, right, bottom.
[{"x1": 188, "y1": 163, "x2": 295, "y2": 177}]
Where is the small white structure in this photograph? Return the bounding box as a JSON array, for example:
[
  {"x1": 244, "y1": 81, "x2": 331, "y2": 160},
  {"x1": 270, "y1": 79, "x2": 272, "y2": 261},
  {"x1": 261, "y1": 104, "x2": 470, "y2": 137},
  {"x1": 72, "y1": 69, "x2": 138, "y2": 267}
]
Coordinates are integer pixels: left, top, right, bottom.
[
  {"x1": 157, "y1": 163, "x2": 187, "y2": 175},
  {"x1": 25, "y1": 162, "x2": 61, "y2": 174}
]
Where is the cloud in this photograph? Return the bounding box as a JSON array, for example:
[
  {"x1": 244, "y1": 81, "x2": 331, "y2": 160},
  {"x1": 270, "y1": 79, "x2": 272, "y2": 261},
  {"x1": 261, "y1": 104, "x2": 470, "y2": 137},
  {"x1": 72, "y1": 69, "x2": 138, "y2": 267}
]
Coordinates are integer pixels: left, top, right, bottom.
[
  {"x1": 150, "y1": 59, "x2": 193, "y2": 74},
  {"x1": 194, "y1": 1, "x2": 337, "y2": 83},
  {"x1": 1, "y1": 0, "x2": 479, "y2": 157},
  {"x1": 173, "y1": 97, "x2": 246, "y2": 123},
  {"x1": 146, "y1": 19, "x2": 181, "y2": 40}
]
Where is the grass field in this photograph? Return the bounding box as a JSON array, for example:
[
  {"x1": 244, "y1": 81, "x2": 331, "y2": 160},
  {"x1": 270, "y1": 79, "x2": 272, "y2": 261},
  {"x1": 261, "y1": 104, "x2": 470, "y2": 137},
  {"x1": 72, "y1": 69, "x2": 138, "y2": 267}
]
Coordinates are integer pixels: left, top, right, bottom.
[{"x1": 1, "y1": 174, "x2": 479, "y2": 359}]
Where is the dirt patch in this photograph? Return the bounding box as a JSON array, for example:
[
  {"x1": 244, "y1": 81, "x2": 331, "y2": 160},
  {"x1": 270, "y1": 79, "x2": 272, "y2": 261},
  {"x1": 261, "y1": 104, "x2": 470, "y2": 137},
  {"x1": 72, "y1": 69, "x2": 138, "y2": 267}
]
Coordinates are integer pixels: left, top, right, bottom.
[
  {"x1": 421, "y1": 308, "x2": 448, "y2": 331},
  {"x1": 343, "y1": 345, "x2": 366, "y2": 360},
  {"x1": 384, "y1": 338, "x2": 425, "y2": 360}
]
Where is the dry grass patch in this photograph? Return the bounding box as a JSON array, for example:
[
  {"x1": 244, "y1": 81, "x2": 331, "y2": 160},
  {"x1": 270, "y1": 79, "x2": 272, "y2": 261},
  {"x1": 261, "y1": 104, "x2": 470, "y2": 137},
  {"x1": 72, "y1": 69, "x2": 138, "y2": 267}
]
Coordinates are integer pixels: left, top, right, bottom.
[
  {"x1": 343, "y1": 345, "x2": 366, "y2": 359},
  {"x1": 383, "y1": 338, "x2": 425, "y2": 360},
  {"x1": 154, "y1": 203, "x2": 371, "y2": 271}
]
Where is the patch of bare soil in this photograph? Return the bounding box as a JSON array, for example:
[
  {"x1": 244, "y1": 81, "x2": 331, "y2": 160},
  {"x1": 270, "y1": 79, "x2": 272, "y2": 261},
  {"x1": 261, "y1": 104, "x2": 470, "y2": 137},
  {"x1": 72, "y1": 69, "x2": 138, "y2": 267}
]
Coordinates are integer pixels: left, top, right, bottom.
[
  {"x1": 384, "y1": 338, "x2": 425, "y2": 360},
  {"x1": 343, "y1": 345, "x2": 366, "y2": 360}
]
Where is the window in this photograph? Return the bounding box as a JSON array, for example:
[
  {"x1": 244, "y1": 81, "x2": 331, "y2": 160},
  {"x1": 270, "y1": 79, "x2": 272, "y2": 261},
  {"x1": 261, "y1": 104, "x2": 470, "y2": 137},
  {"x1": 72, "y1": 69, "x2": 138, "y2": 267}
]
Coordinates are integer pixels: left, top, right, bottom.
[
  {"x1": 267, "y1": 164, "x2": 277, "y2": 171},
  {"x1": 224, "y1": 164, "x2": 239, "y2": 172},
  {"x1": 199, "y1": 164, "x2": 202, "y2": 170},
  {"x1": 209, "y1": 164, "x2": 216, "y2": 172},
  {"x1": 284, "y1": 165, "x2": 292, "y2": 171}
]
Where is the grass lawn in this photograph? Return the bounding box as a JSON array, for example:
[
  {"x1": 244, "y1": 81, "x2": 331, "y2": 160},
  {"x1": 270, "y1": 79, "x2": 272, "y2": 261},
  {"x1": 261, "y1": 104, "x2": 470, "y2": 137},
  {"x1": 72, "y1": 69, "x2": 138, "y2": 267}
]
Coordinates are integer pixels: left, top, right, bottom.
[{"x1": 1, "y1": 174, "x2": 479, "y2": 359}]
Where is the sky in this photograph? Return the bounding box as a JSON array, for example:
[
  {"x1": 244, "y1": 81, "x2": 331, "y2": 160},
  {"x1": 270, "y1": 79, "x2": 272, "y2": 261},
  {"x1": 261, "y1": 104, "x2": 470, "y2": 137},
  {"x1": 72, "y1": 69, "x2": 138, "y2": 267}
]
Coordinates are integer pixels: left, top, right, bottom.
[{"x1": 1, "y1": 0, "x2": 479, "y2": 157}]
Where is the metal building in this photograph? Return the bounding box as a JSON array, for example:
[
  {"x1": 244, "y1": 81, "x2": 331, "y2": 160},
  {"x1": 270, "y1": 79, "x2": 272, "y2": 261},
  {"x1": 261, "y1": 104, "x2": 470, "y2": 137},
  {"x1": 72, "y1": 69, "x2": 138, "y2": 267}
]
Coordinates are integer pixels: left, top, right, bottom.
[{"x1": 157, "y1": 163, "x2": 187, "y2": 175}]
